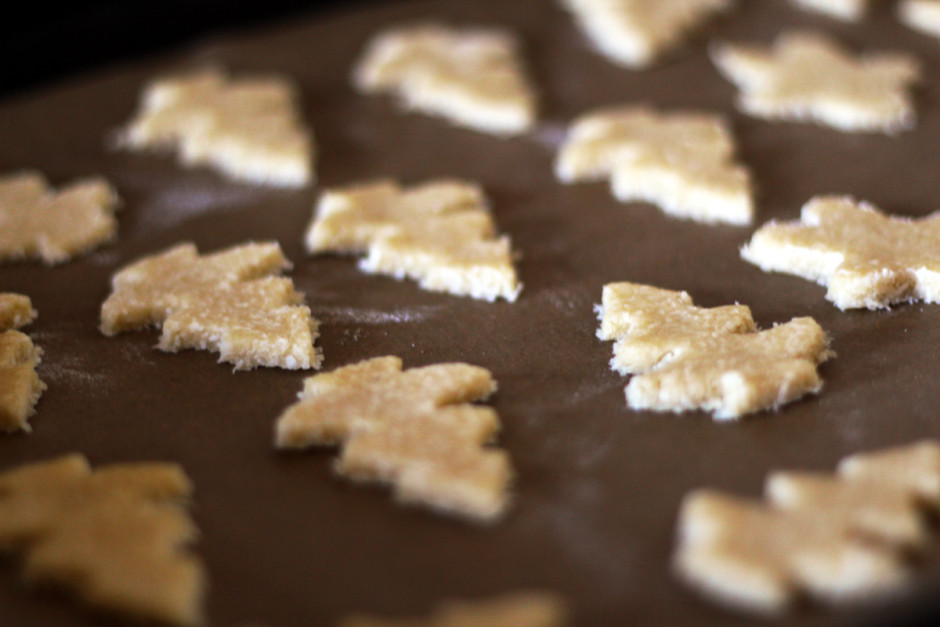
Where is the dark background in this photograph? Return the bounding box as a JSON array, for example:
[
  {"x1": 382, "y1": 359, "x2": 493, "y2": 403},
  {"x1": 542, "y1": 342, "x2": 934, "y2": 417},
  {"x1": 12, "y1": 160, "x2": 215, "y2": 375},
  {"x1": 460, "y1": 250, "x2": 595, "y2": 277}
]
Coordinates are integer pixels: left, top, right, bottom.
[{"x1": 2, "y1": 1, "x2": 363, "y2": 97}]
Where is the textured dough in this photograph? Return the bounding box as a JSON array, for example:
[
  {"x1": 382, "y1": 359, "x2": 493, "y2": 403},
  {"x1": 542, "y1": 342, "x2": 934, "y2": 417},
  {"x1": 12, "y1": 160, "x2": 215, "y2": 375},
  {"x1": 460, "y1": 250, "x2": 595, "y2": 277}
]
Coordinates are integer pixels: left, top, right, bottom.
[
  {"x1": 598, "y1": 282, "x2": 830, "y2": 419},
  {"x1": 0, "y1": 293, "x2": 44, "y2": 432},
  {"x1": 101, "y1": 241, "x2": 321, "y2": 370},
  {"x1": 0, "y1": 293, "x2": 36, "y2": 331},
  {"x1": 0, "y1": 454, "x2": 205, "y2": 625},
  {"x1": 306, "y1": 179, "x2": 521, "y2": 301},
  {"x1": 275, "y1": 356, "x2": 512, "y2": 522},
  {"x1": 742, "y1": 195, "x2": 940, "y2": 309},
  {"x1": 117, "y1": 68, "x2": 314, "y2": 187},
  {"x1": 339, "y1": 591, "x2": 568, "y2": 627},
  {"x1": 560, "y1": 0, "x2": 732, "y2": 68}
]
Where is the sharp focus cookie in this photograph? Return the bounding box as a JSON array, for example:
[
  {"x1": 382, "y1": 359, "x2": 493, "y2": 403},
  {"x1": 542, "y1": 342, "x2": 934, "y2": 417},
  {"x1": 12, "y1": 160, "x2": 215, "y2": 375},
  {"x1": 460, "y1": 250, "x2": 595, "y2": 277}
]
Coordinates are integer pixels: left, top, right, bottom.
[
  {"x1": 275, "y1": 356, "x2": 512, "y2": 522},
  {"x1": 598, "y1": 282, "x2": 831, "y2": 419}
]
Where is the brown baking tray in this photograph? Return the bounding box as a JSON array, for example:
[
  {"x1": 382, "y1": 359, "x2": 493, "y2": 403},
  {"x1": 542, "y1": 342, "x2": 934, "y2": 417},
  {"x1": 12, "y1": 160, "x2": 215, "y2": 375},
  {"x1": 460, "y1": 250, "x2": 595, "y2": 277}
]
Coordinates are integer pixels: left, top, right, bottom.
[{"x1": 2, "y1": 1, "x2": 940, "y2": 625}]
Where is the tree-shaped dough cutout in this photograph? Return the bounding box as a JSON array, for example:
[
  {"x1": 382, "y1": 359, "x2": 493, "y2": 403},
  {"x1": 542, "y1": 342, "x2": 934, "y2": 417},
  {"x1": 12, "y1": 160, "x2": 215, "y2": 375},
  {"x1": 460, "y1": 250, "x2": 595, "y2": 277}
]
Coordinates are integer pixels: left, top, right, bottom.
[
  {"x1": 711, "y1": 31, "x2": 920, "y2": 133},
  {"x1": 353, "y1": 23, "x2": 537, "y2": 136},
  {"x1": 742, "y1": 195, "x2": 940, "y2": 309},
  {"x1": 306, "y1": 179, "x2": 521, "y2": 301},
  {"x1": 101, "y1": 241, "x2": 321, "y2": 370},
  {"x1": 597, "y1": 282, "x2": 830, "y2": 419},
  {"x1": 556, "y1": 106, "x2": 753, "y2": 224},
  {"x1": 0, "y1": 454, "x2": 205, "y2": 625},
  {"x1": 560, "y1": 0, "x2": 732, "y2": 68},
  {"x1": 275, "y1": 356, "x2": 512, "y2": 521},
  {"x1": 0, "y1": 293, "x2": 45, "y2": 432},
  {"x1": 675, "y1": 440, "x2": 940, "y2": 613},
  {"x1": 0, "y1": 171, "x2": 119, "y2": 265},
  {"x1": 117, "y1": 68, "x2": 314, "y2": 187}
]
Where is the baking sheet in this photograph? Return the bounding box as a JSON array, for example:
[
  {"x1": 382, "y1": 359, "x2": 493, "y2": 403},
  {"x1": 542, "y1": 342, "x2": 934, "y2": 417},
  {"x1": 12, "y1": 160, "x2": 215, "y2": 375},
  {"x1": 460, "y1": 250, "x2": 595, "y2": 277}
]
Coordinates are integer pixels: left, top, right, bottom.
[{"x1": 2, "y1": 1, "x2": 940, "y2": 625}]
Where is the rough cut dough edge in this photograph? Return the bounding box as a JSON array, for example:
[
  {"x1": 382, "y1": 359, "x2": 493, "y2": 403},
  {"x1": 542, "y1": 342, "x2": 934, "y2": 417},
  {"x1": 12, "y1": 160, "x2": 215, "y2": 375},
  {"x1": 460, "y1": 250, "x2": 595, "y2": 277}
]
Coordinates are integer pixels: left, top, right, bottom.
[
  {"x1": 274, "y1": 358, "x2": 513, "y2": 525},
  {"x1": 595, "y1": 292, "x2": 832, "y2": 419},
  {"x1": 624, "y1": 377, "x2": 825, "y2": 421},
  {"x1": 740, "y1": 196, "x2": 940, "y2": 310}
]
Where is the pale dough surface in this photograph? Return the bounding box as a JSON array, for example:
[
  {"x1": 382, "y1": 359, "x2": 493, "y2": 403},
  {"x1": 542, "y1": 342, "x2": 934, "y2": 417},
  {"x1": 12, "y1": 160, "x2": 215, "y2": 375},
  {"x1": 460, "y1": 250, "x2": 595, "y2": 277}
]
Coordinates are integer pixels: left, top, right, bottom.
[
  {"x1": 101, "y1": 241, "x2": 321, "y2": 370},
  {"x1": 560, "y1": 0, "x2": 732, "y2": 68},
  {"x1": 0, "y1": 293, "x2": 44, "y2": 433},
  {"x1": 0, "y1": 454, "x2": 205, "y2": 625},
  {"x1": 339, "y1": 591, "x2": 568, "y2": 627},
  {"x1": 598, "y1": 282, "x2": 830, "y2": 419},
  {"x1": 556, "y1": 106, "x2": 753, "y2": 224},
  {"x1": 711, "y1": 31, "x2": 920, "y2": 133},
  {"x1": 675, "y1": 441, "x2": 940, "y2": 613},
  {"x1": 742, "y1": 195, "x2": 940, "y2": 309},
  {"x1": 275, "y1": 356, "x2": 512, "y2": 522},
  {"x1": 118, "y1": 68, "x2": 314, "y2": 187},
  {"x1": 899, "y1": 0, "x2": 940, "y2": 39},
  {"x1": 791, "y1": 0, "x2": 877, "y2": 21},
  {"x1": 353, "y1": 23, "x2": 536, "y2": 136},
  {"x1": 306, "y1": 179, "x2": 521, "y2": 301},
  {"x1": 0, "y1": 171, "x2": 119, "y2": 265}
]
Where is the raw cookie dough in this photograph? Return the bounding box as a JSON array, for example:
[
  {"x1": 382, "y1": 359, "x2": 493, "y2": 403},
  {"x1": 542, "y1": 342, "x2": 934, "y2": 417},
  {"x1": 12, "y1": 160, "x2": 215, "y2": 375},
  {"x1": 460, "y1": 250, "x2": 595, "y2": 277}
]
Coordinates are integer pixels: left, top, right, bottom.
[
  {"x1": 275, "y1": 356, "x2": 512, "y2": 522},
  {"x1": 339, "y1": 591, "x2": 568, "y2": 627},
  {"x1": 741, "y1": 195, "x2": 940, "y2": 310},
  {"x1": 0, "y1": 293, "x2": 45, "y2": 432},
  {"x1": 101, "y1": 241, "x2": 321, "y2": 370},
  {"x1": 598, "y1": 282, "x2": 830, "y2": 419},
  {"x1": 0, "y1": 454, "x2": 205, "y2": 625},
  {"x1": 560, "y1": 0, "x2": 732, "y2": 68},
  {"x1": 116, "y1": 68, "x2": 314, "y2": 187},
  {"x1": 353, "y1": 23, "x2": 537, "y2": 136},
  {"x1": 0, "y1": 171, "x2": 119, "y2": 265},
  {"x1": 675, "y1": 440, "x2": 940, "y2": 613},
  {"x1": 710, "y1": 31, "x2": 920, "y2": 133},
  {"x1": 306, "y1": 178, "x2": 521, "y2": 301},
  {"x1": 556, "y1": 105, "x2": 753, "y2": 224}
]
